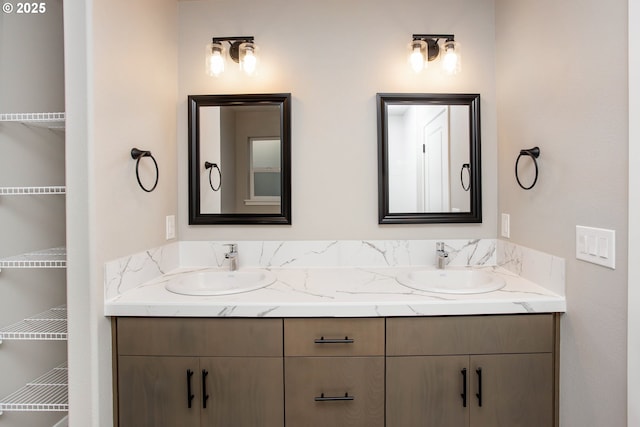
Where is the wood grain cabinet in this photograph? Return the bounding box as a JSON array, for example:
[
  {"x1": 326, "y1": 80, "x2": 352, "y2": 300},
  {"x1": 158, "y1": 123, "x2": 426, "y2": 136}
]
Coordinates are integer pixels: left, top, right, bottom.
[
  {"x1": 284, "y1": 318, "x2": 385, "y2": 427},
  {"x1": 114, "y1": 318, "x2": 284, "y2": 427},
  {"x1": 386, "y1": 314, "x2": 559, "y2": 427}
]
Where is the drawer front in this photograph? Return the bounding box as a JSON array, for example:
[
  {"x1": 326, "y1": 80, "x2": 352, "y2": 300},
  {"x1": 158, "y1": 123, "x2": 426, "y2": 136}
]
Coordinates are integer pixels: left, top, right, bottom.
[
  {"x1": 387, "y1": 314, "x2": 554, "y2": 355},
  {"x1": 117, "y1": 317, "x2": 283, "y2": 357},
  {"x1": 285, "y1": 357, "x2": 384, "y2": 427},
  {"x1": 284, "y1": 318, "x2": 384, "y2": 356}
]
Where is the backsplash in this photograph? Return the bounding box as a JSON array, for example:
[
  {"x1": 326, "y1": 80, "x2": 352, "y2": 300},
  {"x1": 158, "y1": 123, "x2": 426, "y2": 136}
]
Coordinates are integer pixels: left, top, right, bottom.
[{"x1": 104, "y1": 239, "x2": 565, "y2": 300}]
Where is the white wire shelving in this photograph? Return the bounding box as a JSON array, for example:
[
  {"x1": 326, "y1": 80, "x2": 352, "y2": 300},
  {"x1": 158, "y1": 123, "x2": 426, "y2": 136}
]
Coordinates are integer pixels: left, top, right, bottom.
[
  {"x1": 0, "y1": 112, "x2": 65, "y2": 130},
  {"x1": 0, "y1": 186, "x2": 66, "y2": 195},
  {"x1": 0, "y1": 306, "x2": 67, "y2": 344},
  {"x1": 0, "y1": 362, "x2": 68, "y2": 414},
  {"x1": 0, "y1": 247, "x2": 66, "y2": 270}
]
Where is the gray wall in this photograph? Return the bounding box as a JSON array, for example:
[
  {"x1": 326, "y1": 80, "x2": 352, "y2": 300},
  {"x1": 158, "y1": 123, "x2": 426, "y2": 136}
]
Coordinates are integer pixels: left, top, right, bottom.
[
  {"x1": 496, "y1": 0, "x2": 628, "y2": 425},
  {"x1": 0, "y1": 1, "x2": 67, "y2": 426}
]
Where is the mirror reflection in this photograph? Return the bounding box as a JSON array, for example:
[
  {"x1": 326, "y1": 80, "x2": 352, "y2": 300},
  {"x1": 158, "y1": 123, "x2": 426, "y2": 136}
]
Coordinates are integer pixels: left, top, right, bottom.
[
  {"x1": 188, "y1": 94, "x2": 291, "y2": 224},
  {"x1": 377, "y1": 93, "x2": 481, "y2": 224}
]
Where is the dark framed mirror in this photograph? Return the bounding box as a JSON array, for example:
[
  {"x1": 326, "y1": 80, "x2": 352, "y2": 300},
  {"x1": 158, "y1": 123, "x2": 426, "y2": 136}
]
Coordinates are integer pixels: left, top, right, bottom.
[
  {"x1": 377, "y1": 93, "x2": 481, "y2": 224},
  {"x1": 188, "y1": 93, "x2": 291, "y2": 224}
]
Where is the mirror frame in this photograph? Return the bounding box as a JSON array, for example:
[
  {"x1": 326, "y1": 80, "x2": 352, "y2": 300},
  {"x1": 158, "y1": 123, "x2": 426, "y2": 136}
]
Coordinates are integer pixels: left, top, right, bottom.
[
  {"x1": 188, "y1": 93, "x2": 292, "y2": 225},
  {"x1": 377, "y1": 93, "x2": 482, "y2": 224}
]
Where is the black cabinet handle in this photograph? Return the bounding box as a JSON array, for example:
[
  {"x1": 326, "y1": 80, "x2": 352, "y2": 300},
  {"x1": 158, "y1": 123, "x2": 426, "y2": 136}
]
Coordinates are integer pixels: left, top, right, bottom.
[
  {"x1": 186, "y1": 369, "x2": 195, "y2": 409},
  {"x1": 314, "y1": 392, "x2": 355, "y2": 402},
  {"x1": 314, "y1": 336, "x2": 354, "y2": 344},
  {"x1": 202, "y1": 369, "x2": 209, "y2": 409},
  {"x1": 460, "y1": 368, "x2": 467, "y2": 407},
  {"x1": 476, "y1": 368, "x2": 483, "y2": 407}
]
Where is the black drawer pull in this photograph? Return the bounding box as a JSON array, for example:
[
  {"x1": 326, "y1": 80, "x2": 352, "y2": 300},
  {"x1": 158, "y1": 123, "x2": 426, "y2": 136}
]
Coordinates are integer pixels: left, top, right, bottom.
[
  {"x1": 186, "y1": 369, "x2": 195, "y2": 409},
  {"x1": 202, "y1": 369, "x2": 209, "y2": 409},
  {"x1": 315, "y1": 392, "x2": 355, "y2": 402},
  {"x1": 460, "y1": 368, "x2": 467, "y2": 408},
  {"x1": 476, "y1": 368, "x2": 483, "y2": 407},
  {"x1": 314, "y1": 336, "x2": 354, "y2": 344}
]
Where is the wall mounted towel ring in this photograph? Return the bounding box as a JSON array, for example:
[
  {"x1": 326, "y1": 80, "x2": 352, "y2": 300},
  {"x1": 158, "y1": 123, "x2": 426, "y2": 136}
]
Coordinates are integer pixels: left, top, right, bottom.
[
  {"x1": 515, "y1": 147, "x2": 540, "y2": 190},
  {"x1": 131, "y1": 148, "x2": 159, "y2": 192},
  {"x1": 460, "y1": 163, "x2": 471, "y2": 191},
  {"x1": 204, "y1": 161, "x2": 222, "y2": 191}
]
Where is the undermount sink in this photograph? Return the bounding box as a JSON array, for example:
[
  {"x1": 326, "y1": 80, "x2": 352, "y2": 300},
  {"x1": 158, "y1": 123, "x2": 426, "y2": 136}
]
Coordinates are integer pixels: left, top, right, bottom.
[
  {"x1": 396, "y1": 268, "x2": 506, "y2": 294},
  {"x1": 164, "y1": 268, "x2": 277, "y2": 296}
]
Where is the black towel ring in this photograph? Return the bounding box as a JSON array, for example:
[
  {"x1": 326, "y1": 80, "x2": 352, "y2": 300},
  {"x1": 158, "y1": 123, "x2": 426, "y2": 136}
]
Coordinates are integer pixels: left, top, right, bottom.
[
  {"x1": 460, "y1": 163, "x2": 471, "y2": 191},
  {"x1": 131, "y1": 148, "x2": 159, "y2": 193},
  {"x1": 204, "y1": 161, "x2": 222, "y2": 192},
  {"x1": 515, "y1": 147, "x2": 540, "y2": 190}
]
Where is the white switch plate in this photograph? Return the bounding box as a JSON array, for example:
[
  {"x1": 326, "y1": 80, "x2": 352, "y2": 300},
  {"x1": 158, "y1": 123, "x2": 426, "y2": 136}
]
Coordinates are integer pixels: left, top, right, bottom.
[
  {"x1": 165, "y1": 215, "x2": 176, "y2": 240},
  {"x1": 501, "y1": 213, "x2": 510, "y2": 238},
  {"x1": 576, "y1": 226, "x2": 615, "y2": 269}
]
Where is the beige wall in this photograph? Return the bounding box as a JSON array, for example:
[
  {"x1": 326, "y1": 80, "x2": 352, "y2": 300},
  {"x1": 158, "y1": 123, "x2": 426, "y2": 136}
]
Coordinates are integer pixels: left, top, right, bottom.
[
  {"x1": 65, "y1": 0, "x2": 178, "y2": 425},
  {"x1": 177, "y1": 0, "x2": 498, "y2": 240},
  {"x1": 496, "y1": 0, "x2": 628, "y2": 425}
]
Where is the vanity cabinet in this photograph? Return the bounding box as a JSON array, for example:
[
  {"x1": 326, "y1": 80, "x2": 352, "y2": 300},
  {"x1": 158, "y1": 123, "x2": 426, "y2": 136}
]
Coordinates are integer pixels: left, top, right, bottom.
[
  {"x1": 386, "y1": 314, "x2": 557, "y2": 427},
  {"x1": 284, "y1": 318, "x2": 385, "y2": 427},
  {"x1": 114, "y1": 317, "x2": 284, "y2": 427}
]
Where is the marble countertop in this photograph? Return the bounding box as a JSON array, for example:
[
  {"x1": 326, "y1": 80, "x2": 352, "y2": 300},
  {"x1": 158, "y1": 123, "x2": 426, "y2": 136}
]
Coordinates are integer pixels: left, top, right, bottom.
[{"x1": 104, "y1": 265, "x2": 566, "y2": 317}]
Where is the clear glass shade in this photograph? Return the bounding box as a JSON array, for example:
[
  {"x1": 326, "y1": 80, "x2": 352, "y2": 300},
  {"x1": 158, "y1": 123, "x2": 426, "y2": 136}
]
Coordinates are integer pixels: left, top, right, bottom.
[
  {"x1": 239, "y1": 42, "x2": 258, "y2": 75},
  {"x1": 442, "y1": 40, "x2": 461, "y2": 75},
  {"x1": 409, "y1": 40, "x2": 427, "y2": 73},
  {"x1": 206, "y1": 42, "x2": 225, "y2": 77}
]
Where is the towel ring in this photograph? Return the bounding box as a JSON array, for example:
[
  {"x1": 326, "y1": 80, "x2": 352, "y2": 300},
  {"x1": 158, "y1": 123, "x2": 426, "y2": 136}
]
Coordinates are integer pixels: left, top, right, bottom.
[
  {"x1": 460, "y1": 163, "x2": 471, "y2": 191},
  {"x1": 515, "y1": 147, "x2": 540, "y2": 190},
  {"x1": 204, "y1": 161, "x2": 222, "y2": 192},
  {"x1": 131, "y1": 148, "x2": 159, "y2": 192}
]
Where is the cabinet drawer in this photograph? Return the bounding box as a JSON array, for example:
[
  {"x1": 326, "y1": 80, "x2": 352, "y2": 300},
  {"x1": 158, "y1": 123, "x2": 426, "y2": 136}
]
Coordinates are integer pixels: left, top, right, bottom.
[
  {"x1": 285, "y1": 357, "x2": 384, "y2": 427},
  {"x1": 284, "y1": 318, "x2": 384, "y2": 356},
  {"x1": 387, "y1": 314, "x2": 554, "y2": 355},
  {"x1": 116, "y1": 317, "x2": 283, "y2": 356}
]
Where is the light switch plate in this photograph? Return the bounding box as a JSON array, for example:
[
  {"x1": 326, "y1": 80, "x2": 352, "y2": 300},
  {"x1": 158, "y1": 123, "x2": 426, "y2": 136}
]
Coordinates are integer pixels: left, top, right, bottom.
[
  {"x1": 501, "y1": 213, "x2": 510, "y2": 238},
  {"x1": 576, "y1": 225, "x2": 615, "y2": 269},
  {"x1": 165, "y1": 215, "x2": 176, "y2": 240}
]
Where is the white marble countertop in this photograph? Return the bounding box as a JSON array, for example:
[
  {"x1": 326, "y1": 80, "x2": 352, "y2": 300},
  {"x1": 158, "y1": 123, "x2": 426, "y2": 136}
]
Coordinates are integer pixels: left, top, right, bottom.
[{"x1": 104, "y1": 265, "x2": 566, "y2": 318}]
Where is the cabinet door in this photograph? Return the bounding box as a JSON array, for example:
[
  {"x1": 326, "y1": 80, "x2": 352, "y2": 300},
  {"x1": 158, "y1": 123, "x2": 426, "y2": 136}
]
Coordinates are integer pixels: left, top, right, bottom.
[
  {"x1": 200, "y1": 357, "x2": 283, "y2": 427},
  {"x1": 118, "y1": 356, "x2": 200, "y2": 427},
  {"x1": 386, "y1": 355, "x2": 469, "y2": 427},
  {"x1": 285, "y1": 356, "x2": 384, "y2": 427},
  {"x1": 470, "y1": 353, "x2": 553, "y2": 427}
]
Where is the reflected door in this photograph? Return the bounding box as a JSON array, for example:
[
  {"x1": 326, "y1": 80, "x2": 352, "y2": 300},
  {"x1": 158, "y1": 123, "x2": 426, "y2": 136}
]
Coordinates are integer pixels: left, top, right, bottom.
[{"x1": 420, "y1": 108, "x2": 450, "y2": 212}]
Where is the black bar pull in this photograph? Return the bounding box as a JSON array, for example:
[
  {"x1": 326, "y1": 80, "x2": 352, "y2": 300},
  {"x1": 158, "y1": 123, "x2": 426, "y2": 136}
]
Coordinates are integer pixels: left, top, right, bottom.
[
  {"x1": 314, "y1": 336, "x2": 355, "y2": 344},
  {"x1": 475, "y1": 368, "x2": 483, "y2": 407},
  {"x1": 460, "y1": 368, "x2": 467, "y2": 407},
  {"x1": 202, "y1": 369, "x2": 209, "y2": 409},
  {"x1": 186, "y1": 369, "x2": 195, "y2": 409},
  {"x1": 314, "y1": 392, "x2": 355, "y2": 402}
]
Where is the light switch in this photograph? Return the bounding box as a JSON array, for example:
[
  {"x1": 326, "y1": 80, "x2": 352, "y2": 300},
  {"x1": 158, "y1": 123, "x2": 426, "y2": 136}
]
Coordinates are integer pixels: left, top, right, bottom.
[
  {"x1": 576, "y1": 226, "x2": 615, "y2": 269},
  {"x1": 166, "y1": 215, "x2": 176, "y2": 240}
]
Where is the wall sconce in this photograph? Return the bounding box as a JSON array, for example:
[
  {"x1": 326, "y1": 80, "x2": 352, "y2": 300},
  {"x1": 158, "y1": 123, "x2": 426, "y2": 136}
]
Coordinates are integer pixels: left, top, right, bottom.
[
  {"x1": 409, "y1": 34, "x2": 461, "y2": 75},
  {"x1": 206, "y1": 36, "x2": 258, "y2": 77}
]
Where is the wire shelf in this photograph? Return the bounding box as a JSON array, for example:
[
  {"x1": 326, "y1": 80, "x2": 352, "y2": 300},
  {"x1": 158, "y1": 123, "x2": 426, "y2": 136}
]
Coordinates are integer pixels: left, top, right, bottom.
[
  {"x1": 0, "y1": 247, "x2": 66, "y2": 269},
  {"x1": 0, "y1": 363, "x2": 68, "y2": 413},
  {"x1": 0, "y1": 112, "x2": 65, "y2": 129},
  {"x1": 0, "y1": 187, "x2": 66, "y2": 196},
  {"x1": 0, "y1": 306, "x2": 67, "y2": 342}
]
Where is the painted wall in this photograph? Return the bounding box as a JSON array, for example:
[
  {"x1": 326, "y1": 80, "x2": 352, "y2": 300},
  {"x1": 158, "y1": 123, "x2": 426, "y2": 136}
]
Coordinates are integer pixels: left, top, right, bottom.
[
  {"x1": 64, "y1": 0, "x2": 178, "y2": 425},
  {"x1": 0, "y1": 2, "x2": 67, "y2": 426},
  {"x1": 177, "y1": 0, "x2": 498, "y2": 240},
  {"x1": 495, "y1": 0, "x2": 628, "y2": 425}
]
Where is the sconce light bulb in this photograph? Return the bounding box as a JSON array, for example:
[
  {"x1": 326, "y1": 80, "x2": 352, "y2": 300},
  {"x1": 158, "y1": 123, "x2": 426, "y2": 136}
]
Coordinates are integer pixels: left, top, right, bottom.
[
  {"x1": 207, "y1": 42, "x2": 226, "y2": 77},
  {"x1": 241, "y1": 48, "x2": 257, "y2": 75},
  {"x1": 442, "y1": 40, "x2": 461, "y2": 75},
  {"x1": 409, "y1": 40, "x2": 427, "y2": 73}
]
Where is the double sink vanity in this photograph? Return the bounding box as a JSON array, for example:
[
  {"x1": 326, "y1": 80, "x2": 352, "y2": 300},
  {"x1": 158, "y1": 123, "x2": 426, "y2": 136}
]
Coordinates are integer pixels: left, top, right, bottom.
[{"x1": 106, "y1": 239, "x2": 565, "y2": 427}]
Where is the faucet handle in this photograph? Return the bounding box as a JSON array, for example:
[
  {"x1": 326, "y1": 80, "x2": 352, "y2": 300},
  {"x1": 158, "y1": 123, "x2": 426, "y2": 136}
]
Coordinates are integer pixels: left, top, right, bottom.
[
  {"x1": 436, "y1": 241, "x2": 445, "y2": 251},
  {"x1": 223, "y1": 243, "x2": 237, "y2": 253}
]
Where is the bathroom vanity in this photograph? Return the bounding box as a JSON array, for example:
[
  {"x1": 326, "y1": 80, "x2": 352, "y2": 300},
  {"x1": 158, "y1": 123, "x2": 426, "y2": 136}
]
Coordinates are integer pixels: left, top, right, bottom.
[{"x1": 106, "y1": 239, "x2": 565, "y2": 427}]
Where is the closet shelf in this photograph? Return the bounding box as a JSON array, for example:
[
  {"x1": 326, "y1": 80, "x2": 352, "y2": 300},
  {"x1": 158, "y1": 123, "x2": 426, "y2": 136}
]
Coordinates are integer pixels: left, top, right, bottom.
[
  {"x1": 0, "y1": 112, "x2": 65, "y2": 130},
  {"x1": 0, "y1": 306, "x2": 67, "y2": 342},
  {"x1": 0, "y1": 247, "x2": 66, "y2": 269},
  {"x1": 0, "y1": 362, "x2": 68, "y2": 413},
  {"x1": 0, "y1": 186, "x2": 66, "y2": 196}
]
